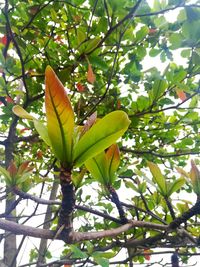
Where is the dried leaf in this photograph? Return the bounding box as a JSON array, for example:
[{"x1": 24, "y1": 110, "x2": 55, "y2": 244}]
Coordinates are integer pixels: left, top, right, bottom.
[
  {"x1": 176, "y1": 90, "x2": 187, "y2": 101},
  {"x1": 87, "y1": 64, "x2": 95, "y2": 84},
  {"x1": 80, "y1": 112, "x2": 97, "y2": 137}
]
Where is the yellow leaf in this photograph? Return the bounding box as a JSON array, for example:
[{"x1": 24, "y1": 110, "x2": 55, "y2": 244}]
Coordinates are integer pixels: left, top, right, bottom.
[
  {"x1": 12, "y1": 105, "x2": 35, "y2": 120},
  {"x1": 147, "y1": 161, "x2": 167, "y2": 196},
  {"x1": 45, "y1": 66, "x2": 74, "y2": 165},
  {"x1": 106, "y1": 144, "x2": 120, "y2": 184},
  {"x1": 74, "y1": 110, "x2": 130, "y2": 167}
]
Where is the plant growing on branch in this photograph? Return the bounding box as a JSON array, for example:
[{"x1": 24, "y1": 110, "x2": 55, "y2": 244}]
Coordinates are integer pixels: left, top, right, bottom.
[
  {"x1": 85, "y1": 144, "x2": 128, "y2": 223},
  {"x1": 13, "y1": 66, "x2": 130, "y2": 235}
]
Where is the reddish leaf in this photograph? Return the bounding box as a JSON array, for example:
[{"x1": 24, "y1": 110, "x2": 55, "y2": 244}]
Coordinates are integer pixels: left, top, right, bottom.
[
  {"x1": 45, "y1": 66, "x2": 75, "y2": 164},
  {"x1": 80, "y1": 112, "x2": 97, "y2": 137},
  {"x1": 87, "y1": 64, "x2": 95, "y2": 84},
  {"x1": 176, "y1": 90, "x2": 187, "y2": 101},
  {"x1": 144, "y1": 249, "x2": 151, "y2": 261},
  {"x1": 18, "y1": 161, "x2": 32, "y2": 175},
  {"x1": 6, "y1": 96, "x2": 14, "y2": 103},
  {"x1": 0, "y1": 35, "x2": 8, "y2": 46},
  {"x1": 106, "y1": 144, "x2": 120, "y2": 184},
  {"x1": 73, "y1": 15, "x2": 81, "y2": 22},
  {"x1": 76, "y1": 83, "x2": 86, "y2": 92},
  {"x1": 117, "y1": 99, "x2": 121, "y2": 109},
  {"x1": 28, "y1": 5, "x2": 39, "y2": 15},
  {"x1": 148, "y1": 28, "x2": 157, "y2": 35},
  {"x1": 7, "y1": 160, "x2": 18, "y2": 178},
  {"x1": 37, "y1": 150, "x2": 43, "y2": 159},
  {"x1": 54, "y1": 35, "x2": 64, "y2": 44},
  {"x1": 20, "y1": 128, "x2": 30, "y2": 134}
]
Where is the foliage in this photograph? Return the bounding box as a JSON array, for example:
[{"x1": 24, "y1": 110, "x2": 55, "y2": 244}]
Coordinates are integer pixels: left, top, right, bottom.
[{"x1": 0, "y1": 0, "x2": 200, "y2": 266}]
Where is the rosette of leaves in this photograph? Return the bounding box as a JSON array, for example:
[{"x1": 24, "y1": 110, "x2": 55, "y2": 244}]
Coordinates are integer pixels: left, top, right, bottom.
[
  {"x1": 176, "y1": 160, "x2": 200, "y2": 197},
  {"x1": 147, "y1": 161, "x2": 185, "y2": 198},
  {"x1": 12, "y1": 66, "x2": 130, "y2": 229},
  {"x1": 0, "y1": 160, "x2": 33, "y2": 191},
  {"x1": 13, "y1": 66, "x2": 130, "y2": 174},
  {"x1": 85, "y1": 144, "x2": 128, "y2": 223}
]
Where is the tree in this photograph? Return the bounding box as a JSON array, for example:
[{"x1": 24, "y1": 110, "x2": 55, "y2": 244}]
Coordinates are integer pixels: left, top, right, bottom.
[{"x1": 0, "y1": 0, "x2": 200, "y2": 266}]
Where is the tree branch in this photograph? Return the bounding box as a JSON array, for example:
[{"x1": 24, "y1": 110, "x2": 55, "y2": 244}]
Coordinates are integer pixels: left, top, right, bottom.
[
  {"x1": 87, "y1": 0, "x2": 143, "y2": 55},
  {"x1": 121, "y1": 147, "x2": 200, "y2": 158},
  {"x1": 13, "y1": 187, "x2": 122, "y2": 224},
  {"x1": 0, "y1": 218, "x2": 167, "y2": 243}
]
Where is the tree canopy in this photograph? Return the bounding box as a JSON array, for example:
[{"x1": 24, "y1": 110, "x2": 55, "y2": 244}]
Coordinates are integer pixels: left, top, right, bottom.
[{"x1": 0, "y1": 0, "x2": 200, "y2": 266}]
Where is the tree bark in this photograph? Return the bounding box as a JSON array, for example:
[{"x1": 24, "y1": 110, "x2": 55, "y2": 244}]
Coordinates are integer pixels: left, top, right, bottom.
[
  {"x1": 58, "y1": 167, "x2": 75, "y2": 232},
  {"x1": 37, "y1": 178, "x2": 59, "y2": 266},
  {"x1": 4, "y1": 118, "x2": 18, "y2": 267}
]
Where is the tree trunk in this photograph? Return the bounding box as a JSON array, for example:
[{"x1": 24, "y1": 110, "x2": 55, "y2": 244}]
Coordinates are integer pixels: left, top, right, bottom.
[
  {"x1": 37, "y1": 178, "x2": 59, "y2": 266},
  {"x1": 4, "y1": 117, "x2": 18, "y2": 267},
  {"x1": 4, "y1": 148, "x2": 17, "y2": 266},
  {"x1": 4, "y1": 196, "x2": 17, "y2": 267}
]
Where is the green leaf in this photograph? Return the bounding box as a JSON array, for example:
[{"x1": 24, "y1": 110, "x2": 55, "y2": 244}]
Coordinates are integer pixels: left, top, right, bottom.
[
  {"x1": 85, "y1": 37, "x2": 101, "y2": 53},
  {"x1": 149, "y1": 79, "x2": 168, "y2": 104},
  {"x1": 167, "y1": 178, "x2": 185, "y2": 197},
  {"x1": 169, "y1": 33, "x2": 183, "y2": 49},
  {"x1": 93, "y1": 256, "x2": 109, "y2": 267},
  {"x1": 33, "y1": 120, "x2": 51, "y2": 146},
  {"x1": 73, "y1": 111, "x2": 130, "y2": 167},
  {"x1": 70, "y1": 245, "x2": 88, "y2": 259},
  {"x1": 154, "y1": 16, "x2": 167, "y2": 28},
  {"x1": 16, "y1": 172, "x2": 30, "y2": 185},
  {"x1": 181, "y1": 49, "x2": 191, "y2": 58},
  {"x1": 147, "y1": 162, "x2": 167, "y2": 196},
  {"x1": 136, "y1": 95, "x2": 149, "y2": 111},
  {"x1": 135, "y1": 26, "x2": 149, "y2": 42},
  {"x1": 85, "y1": 152, "x2": 108, "y2": 184},
  {"x1": 106, "y1": 144, "x2": 120, "y2": 184},
  {"x1": 85, "y1": 144, "x2": 119, "y2": 185},
  {"x1": 77, "y1": 27, "x2": 86, "y2": 46},
  {"x1": 149, "y1": 48, "x2": 161, "y2": 57},
  {"x1": 89, "y1": 55, "x2": 108, "y2": 70},
  {"x1": 124, "y1": 180, "x2": 139, "y2": 192},
  {"x1": 182, "y1": 21, "x2": 200, "y2": 42},
  {"x1": 12, "y1": 105, "x2": 51, "y2": 146},
  {"x1": 173, "y1": 70, "x2": 187, "y2": 83},
  {"x1": 50, "y1": 8, "x2": 58, "y2": 22},
  {"x1": 0, "y1": 166, "x2": 12, "y2": 185},
  {"x1": 72, "y1": 168, "x2": 87, "y2": 188}
]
